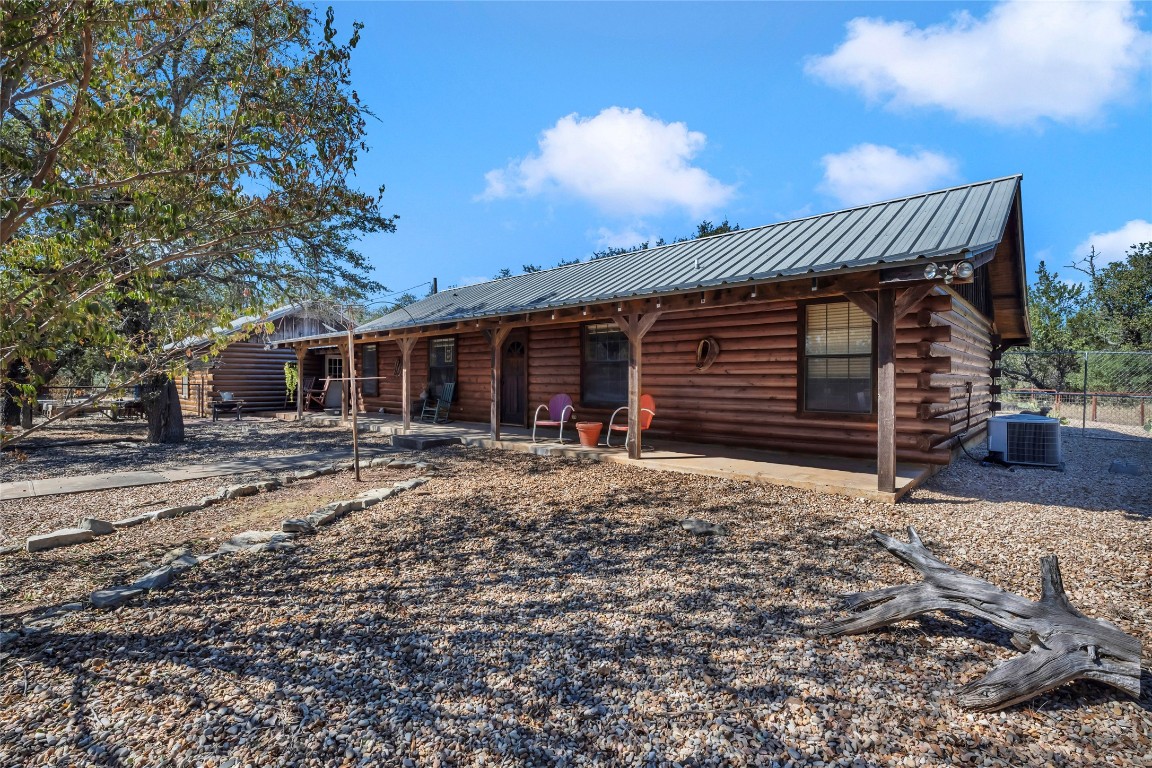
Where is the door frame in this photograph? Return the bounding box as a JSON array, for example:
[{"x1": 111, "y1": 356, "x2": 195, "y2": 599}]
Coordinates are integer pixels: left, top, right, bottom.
[
  {"x1": 323, "y1": 353, "x2": 344, "y2": 409},
  {"x1": 500, "y1": 330, "x2": 529, "y2": 427}
]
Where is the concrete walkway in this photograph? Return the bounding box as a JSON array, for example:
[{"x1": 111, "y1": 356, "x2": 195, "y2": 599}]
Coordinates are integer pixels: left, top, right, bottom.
[
  {"x1": 0, "y1": 447, "x2": 393, "y2": 500},
  {"x1": 286, "y1": 412, "x2": 933, "y2": 502}
]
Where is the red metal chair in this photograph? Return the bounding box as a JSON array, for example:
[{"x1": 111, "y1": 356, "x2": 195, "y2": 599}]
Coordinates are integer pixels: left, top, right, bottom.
[
  {"x1": 532, "y1": 393, "x2": 575, "y2": 443},
  {"x1": 607, "y1": 394, "x2": 656, "y2": 448}
]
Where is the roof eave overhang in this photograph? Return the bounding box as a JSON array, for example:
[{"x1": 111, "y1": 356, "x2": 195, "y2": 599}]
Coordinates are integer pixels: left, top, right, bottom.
[{"x1": 333, "y1": 247, "x2": 981, "y2": 341}]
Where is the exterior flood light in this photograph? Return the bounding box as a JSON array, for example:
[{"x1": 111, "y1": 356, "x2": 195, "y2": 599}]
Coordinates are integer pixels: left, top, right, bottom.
[
  {"x1": 923, "y1": 263, "x2": 938, "y2": 279},
  {"x1": 955, "y1": 260, "x2": 975, "y2": 280}
]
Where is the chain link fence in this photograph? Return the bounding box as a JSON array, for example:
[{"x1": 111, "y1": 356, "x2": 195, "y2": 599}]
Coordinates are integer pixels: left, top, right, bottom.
[{"x1": 999, "y1": 351, "x2": 1152, "y2": 441}]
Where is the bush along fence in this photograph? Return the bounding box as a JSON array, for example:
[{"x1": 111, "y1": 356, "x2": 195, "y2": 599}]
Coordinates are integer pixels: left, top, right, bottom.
[{"x1": 999, "y1": 350, "x2": 1152, "y2": 441}]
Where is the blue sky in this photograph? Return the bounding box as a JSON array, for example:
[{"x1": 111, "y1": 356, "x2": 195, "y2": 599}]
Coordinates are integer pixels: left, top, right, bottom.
[{"x1": 330, "y1": 1, "x2": 1152, "y2": 299}]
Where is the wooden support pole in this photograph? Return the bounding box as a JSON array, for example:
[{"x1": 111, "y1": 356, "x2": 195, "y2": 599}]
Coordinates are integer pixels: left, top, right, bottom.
[
  {"x1": 876, "y1": 288, "x2": 896, "y2": 494},
  {"x1": 397, "y1": 337, "x2": 417, "y2": 435},
  {"x1": 613, "y1": 311, "x2": 662, "y2": 459},
  {"x1": 339, "y1": 341, "x2": 349, "y2": 422},
  {"x1": 488, "y1": 327, "x2": 512, "y2": 441},
  {"x1": 347, "y1": 328, "x2": 360, "y2": 481},
  {"x1": 295, "y1": 346, "x2": 306, "y2": 419}
]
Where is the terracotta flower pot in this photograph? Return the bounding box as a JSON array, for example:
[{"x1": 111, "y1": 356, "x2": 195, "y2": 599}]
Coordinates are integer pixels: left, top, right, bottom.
[{"x1": 575, "y1": 421, "x2": 603, "y2": 448}]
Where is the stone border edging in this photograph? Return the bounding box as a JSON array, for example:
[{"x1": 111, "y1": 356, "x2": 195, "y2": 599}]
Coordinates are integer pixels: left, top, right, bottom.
[
  {"x1": 19, "y1": 457, "x2": 432, "y2": 553},
  {"x1": 86, "y1": 473, "x2": 432, "y2": 609}
]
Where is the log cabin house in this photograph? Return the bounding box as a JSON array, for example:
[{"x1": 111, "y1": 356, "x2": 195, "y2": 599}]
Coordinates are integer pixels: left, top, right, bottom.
[
  {"x1": 176, "y1": 304, "x2": 347, "y2": 416},
  {"x1": 281, "y1": 176, "x2": 1030, "y2": 494}
]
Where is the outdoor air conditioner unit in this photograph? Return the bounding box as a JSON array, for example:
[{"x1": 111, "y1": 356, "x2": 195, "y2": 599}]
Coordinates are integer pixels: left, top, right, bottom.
[{"x1": 988, "y1": 414, "x2": 1063, "y2": 468}]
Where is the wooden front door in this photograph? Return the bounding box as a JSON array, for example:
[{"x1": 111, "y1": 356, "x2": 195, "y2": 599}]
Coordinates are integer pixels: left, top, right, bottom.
[{"x1": 500, "y1": 333, "x2": 527, "y2": 425}]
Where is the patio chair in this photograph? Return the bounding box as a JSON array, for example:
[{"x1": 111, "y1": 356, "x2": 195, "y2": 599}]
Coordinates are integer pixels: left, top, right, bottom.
[
  {"x1": 290, "y1": 376, "x2": 317, "y2": 407},
  {"x1": 420, "y1": 382, "x2": 455, "y2": 423},
  {"x1": 606, "y1": 394, "x2": 656, "y2": 448},
  {"x1": 532, "y1": 393, "x2": 574, "y2": 443},
  {"x1": 306, "y1": 378, "x2": 331, "y2": 410}
]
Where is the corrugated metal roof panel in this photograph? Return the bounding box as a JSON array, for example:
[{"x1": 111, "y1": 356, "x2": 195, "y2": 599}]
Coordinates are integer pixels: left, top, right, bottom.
[{"x1": 355, "y1": 176, "x2": 1021, "y2": 334}]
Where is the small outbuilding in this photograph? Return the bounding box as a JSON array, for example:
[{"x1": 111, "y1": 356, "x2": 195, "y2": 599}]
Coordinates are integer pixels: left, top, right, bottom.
[
  {"x1": 282, "y1": 176, "x2": 1031, "y2": 495},
  {"x1": 176, "y1": 305, "x2": 348, "y2": 416}
]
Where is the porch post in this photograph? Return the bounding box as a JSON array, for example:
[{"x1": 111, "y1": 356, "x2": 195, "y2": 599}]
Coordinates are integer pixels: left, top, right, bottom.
[
  {"x1": 488, "y1": 326, "x2": 512, "y2": 442},
  {"x1": 347, "y1": 327, "x2": 360, "y2": 481},
  {"x1": 295, "y1": 345, "x2": 306, "y2": 418},
  {"x1": 876, "y1": 288, "x2": 896, "y2": 494},
  {"x1": 339, "y1": 340, "x2": 349, "y2": 422},
  {"x1": 614, "y1": 311, "x2": 662, "y2": 460},
  {"x1": 397, "y1": 337, "x2": 417, "y2": 435}
]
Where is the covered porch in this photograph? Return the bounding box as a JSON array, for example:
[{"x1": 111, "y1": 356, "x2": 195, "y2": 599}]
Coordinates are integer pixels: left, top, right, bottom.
[{"x1": 282, "y1": 411, "x2": 933, "y2": 503}]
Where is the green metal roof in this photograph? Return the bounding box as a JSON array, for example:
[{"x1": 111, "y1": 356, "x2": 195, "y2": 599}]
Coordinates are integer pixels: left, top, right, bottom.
[{"x1": 355, "y1": 175, "x2": 1022, "y2": 334}]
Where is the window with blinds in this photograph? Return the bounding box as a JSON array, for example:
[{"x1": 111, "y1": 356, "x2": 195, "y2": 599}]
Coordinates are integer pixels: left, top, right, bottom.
[
  {"x1": 803, "y1": 302, "x2": 873, "y2": 414},
  {"x1": 582, "y1": 323, "x2": 628, "y2": 406}
]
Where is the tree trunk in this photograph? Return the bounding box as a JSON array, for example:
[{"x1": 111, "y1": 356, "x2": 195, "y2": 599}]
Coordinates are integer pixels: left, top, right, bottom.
[
  {"x1": 144, "y1": 375, "x2": 185, "y2": 444},
  {"x1": 3, "y1": 360, "x2": 28, "y2": 427},
  {"x1": 1, "y1": 388, "x2": 19, "y2": 427},
  {"x1": 818, "y1": 527, "x2": 1142, "y2": 711}
]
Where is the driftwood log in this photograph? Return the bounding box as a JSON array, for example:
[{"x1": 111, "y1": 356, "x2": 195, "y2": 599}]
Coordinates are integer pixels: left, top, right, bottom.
[{"x1": 818, "y1": 527, "x2": 1143, "y2": 711}]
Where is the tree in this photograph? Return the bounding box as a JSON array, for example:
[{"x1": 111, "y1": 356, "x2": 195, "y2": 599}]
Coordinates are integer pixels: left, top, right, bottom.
[
  {"x1": 1, "y1": 1, "x2": 395, "y2": 444},
  {"x1": 388, "y1": 293, "x2": 419, "y2": 311},
  {"x1": 1002, "y1": 260, "x2": 1093, "y2": 391},
  {"x1": 591, "y1": 240, "x2": 659, "y2": 260},
  {"x1": 694, "y1": 218, "x2": 741, "y2": 238},
  {"x1": 1083, "y1": 242, "x2": 1152, "y2": 349}
]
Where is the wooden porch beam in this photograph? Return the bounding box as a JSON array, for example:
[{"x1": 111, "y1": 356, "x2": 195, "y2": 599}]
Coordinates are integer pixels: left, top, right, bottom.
[
  {"x1": 339, "y1": 341, "x2": 349, "y2": 422},
  {"x1": 849, "y1": 283, "x2": 939, "y2": 326},
  {"x1": 351, "y1": 273, "x2": 883, "y2": 343},
  {"x1": 295, "y1": 345, "x2": 306, "y2": 419},
  {"x1": 845, "y1": 292, "x2": 879, "y2": 323},
  {"x1": 876, "y1": 288, "x2": 897, "y2": 494},
  {"x1": 894, "y1": 283, "x2": 938, "y2": 321},
  {"x1": 486, "y1": 326, "x2": 513, "y2": 441},
  {"x1": 613, "y1": 311, "x2": 663, "y2": 459},
  {"x1": 396, "y1": 336, "x2": 418, "y2": 434}
]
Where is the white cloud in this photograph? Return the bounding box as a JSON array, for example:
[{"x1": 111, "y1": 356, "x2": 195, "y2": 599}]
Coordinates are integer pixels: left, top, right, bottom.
[
  {"x1": 479, "y1": 107, "x2": 735, "y2": 217},
  {"x1": 594, "y1": 226, "x2": 654, "y2": 249},
  {"x1": 806, "y1": 1, "x2": 1151, "y2": 126},
  {"x1": 818, "y1": 144, "x2": 959, "y2": 206},
  {"x1": 1073, "y1": 219, "x2": 1152, "y2": 266}
]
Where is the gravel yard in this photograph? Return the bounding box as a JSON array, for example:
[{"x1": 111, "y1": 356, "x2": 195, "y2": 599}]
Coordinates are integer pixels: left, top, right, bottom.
[
  {"x1": 1, "y1": 427, "x2": 1150, "y2": 766},
  {"x1": 1, "y1": 415, "x2": 368, "y2": 483}
]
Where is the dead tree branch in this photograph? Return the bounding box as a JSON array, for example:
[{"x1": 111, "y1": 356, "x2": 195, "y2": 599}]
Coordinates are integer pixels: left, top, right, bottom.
[{"x1": 818, "y1": 527, "x2": 1142, "y2": 711}]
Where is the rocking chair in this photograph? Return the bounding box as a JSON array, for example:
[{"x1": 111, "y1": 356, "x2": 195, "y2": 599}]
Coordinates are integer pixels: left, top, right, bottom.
[{"x1": 420, "y1": 382, "x2": 455, "y2": 423}]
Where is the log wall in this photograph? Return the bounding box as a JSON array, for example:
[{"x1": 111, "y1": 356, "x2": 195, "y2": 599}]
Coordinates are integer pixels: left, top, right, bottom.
[
  {"x1": 176, "y1": 343, "x2": 328, "y2": 415},
  {"x1": 923, "y1": 293, "x2": 996, "y2": 452},
  {"x1": 352, "y1": 291, "x2": 995, "y2": 466},
  {"x1": 360, "y1": 338, "x2": 429, "y2": 417}
]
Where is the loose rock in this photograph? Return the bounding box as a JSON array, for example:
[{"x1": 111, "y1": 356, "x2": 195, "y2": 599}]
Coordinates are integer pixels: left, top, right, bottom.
[
  {"x1": 679, "y1": 518, "x2": 726, "y2": 536},
  {"x1": 78, "y1": 517, "x2": 116, "y2": 535},
  {"x1": 27, "y1": 527, "x2": 95, "y2": 552},
  {"x1": 90, "y1": 586, "x2": 144, "y2": 609}
]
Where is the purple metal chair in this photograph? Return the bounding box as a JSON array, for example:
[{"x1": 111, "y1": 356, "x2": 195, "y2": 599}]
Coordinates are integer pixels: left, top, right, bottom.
[{"x1": 532, "y1": 393, "x2": 575, "y2": 443}]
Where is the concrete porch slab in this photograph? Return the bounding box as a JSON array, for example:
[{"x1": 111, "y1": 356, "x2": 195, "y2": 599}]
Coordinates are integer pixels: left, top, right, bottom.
[{"x1": 292, "y1": 412, "x2": 932, "y2": 503}]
